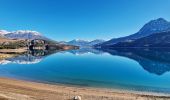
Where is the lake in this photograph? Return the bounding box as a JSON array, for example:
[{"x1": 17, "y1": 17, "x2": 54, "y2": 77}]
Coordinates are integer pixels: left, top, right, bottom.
[{"x1": 0, "y1": 48, "x2": 170, "y2": 94}]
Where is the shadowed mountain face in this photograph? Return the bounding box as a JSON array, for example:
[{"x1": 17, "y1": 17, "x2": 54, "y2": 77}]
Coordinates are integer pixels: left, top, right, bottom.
[
  {"x1": 98, "y1": 48, "x2": 170, "y2": 75},
  {"x1": 111, "y1": 31, "x2": 170, "y2": 48},
  {"x1": 96, "y1": 18, "x2": 170, "y2": 48}
]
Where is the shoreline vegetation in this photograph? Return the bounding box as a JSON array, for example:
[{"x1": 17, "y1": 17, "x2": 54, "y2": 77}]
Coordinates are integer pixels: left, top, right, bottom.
[{"x1": 0, "y1": 77, "x2": 169, "y2": 100}]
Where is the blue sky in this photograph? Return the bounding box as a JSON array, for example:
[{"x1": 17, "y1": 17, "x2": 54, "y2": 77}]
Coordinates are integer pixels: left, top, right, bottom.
[{"x1": 0, "y1": 0, "x2": 170, "y2": 41}]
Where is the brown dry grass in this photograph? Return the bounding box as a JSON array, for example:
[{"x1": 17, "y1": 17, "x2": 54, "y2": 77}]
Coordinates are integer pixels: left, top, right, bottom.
[
  {"x1": 0, "y1": 38, "x2": 18, "y2": 42},
  {"x1": 0, "y1": 97, "x2": 8, "y2": 100}
]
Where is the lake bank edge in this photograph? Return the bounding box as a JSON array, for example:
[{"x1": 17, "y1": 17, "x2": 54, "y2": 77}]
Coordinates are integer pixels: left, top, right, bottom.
[{"x1": 0, "y1": 77, "x2": 170, "y2": 100}]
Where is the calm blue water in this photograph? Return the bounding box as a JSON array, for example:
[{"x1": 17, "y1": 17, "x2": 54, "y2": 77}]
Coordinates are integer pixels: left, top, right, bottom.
[{"x1": 0, "y1": 48, "x2": 170, "y2": 93}]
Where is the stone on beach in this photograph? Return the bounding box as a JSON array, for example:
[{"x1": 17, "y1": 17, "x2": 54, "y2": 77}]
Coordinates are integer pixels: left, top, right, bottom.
[{"x1": 73, "y1": 96, "x2": 81, "y2": 100}]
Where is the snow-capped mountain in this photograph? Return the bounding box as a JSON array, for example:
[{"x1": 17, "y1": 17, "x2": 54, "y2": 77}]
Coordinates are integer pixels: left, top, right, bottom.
[
  {"x1": 67, "y1": 39, "x2": 90, "y2": 46},
  {"x1": 0, "y1": 30, "x2": 9, "y2": 35},
  {"x1": 88, "y1": 39, "x2": 105, "y2": 46},
  {"x1": 133, "y1": 18, "x2": 170, "y2": 38},
  {"x1": 66, "y1": 39, "x2": 105, "y2": 47},
  {"x1": 0, "y1": 30, "x2": 9, "y2": 37},
  {"x1": 96, "y1": 18, "x2": 170, "y2": 48},
  {"x1": 0, "y1": 30, "x2": 48, "y2": 40}
]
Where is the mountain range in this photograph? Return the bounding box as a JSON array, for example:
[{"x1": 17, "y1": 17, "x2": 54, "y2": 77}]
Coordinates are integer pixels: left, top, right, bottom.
[
  {"x1": 0, "y1": 30, "x2": 105, "y2": 47},
  {"x1": 95, "y1": 18, "x2": 170, "y2": 48},
  {"x1": 1, "y1": 18, "x2": 170, "y2": 49},
  {"x1": 112, "y1": 31, "x2": 170, "y2": 47},
  {"x1": 0, "y1": 30, "x2": 79, "y2": 51},
  {"x1": 65, "y1": 39, "x2": 105, "y2": 47},
  {"x1": 0, "y1": 30, "x2": 48, "y2": 40}
]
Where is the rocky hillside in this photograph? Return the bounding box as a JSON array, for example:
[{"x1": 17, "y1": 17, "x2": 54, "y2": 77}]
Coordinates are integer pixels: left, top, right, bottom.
[{"x1": 0, "y1": 30, "x2": 78, "y2": 50}]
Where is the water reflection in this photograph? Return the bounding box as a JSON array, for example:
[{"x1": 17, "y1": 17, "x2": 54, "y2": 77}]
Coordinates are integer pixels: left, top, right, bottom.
[
  {"x1": 0, "y1": 50, "x2": 58, "y2": 65},
  {"x1": 98, "y1": 48, "x2": 170, "y2": 75},
  {"x1": 1, "y1": 48, "x2": 170, "y2": 76},
  {"x1": 66, "y1": 48, "x2": 170, "y2": 75},
  {"x1": 64, "y1": 48, "x2": 104, "y2": 55}
]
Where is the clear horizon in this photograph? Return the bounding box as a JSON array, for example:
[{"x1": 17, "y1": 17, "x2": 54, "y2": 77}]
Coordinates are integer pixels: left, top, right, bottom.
[{"x1": 0, "y1": 0, "x2": 170, "y2": 41}]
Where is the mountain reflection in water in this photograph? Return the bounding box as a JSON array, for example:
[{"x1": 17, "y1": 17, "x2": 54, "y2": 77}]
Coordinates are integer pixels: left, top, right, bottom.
[
  {"x1": 0, "y1": 48, "x2": 170, "y2": 76},
  {"x1": 60, "y1": 47, "x2": 170, "y2": 75},
  {"x1": 98, "y1": 48, "x2": 170, "y2": 76},
  {"x1": 0, "y1": 50, "x2": 57, "y2": 65}
]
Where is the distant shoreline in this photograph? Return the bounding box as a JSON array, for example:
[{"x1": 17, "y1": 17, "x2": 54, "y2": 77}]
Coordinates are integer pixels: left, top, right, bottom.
[{"x1": 0, "y1": 77, "x2": 169, "y2": 100}]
